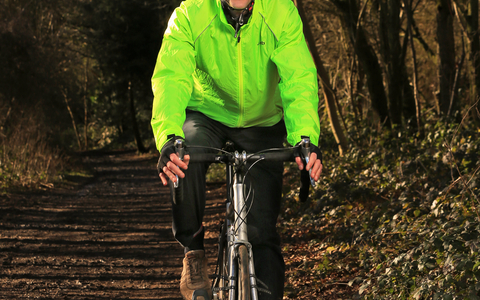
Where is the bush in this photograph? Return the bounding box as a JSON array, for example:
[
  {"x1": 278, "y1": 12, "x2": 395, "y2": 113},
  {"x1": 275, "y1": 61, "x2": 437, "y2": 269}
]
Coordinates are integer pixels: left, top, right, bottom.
[{"x1": 0, "y1": 115, "x2": 65, "y2": 191}]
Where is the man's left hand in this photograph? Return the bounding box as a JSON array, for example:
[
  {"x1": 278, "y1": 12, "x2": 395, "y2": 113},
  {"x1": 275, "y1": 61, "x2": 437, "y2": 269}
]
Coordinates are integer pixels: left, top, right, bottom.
[{"x1": 295, "y1": 153, "x2": 322, "y2": 182}]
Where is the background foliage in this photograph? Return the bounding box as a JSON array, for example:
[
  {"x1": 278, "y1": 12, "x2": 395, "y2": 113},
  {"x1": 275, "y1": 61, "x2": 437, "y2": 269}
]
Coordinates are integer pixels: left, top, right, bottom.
[
  {"x1": 281, "y1": 114, "x2": 479, "y2": 298},
  {"x1": 1, "y1": 0, "x2": 479, "y2": 298}
]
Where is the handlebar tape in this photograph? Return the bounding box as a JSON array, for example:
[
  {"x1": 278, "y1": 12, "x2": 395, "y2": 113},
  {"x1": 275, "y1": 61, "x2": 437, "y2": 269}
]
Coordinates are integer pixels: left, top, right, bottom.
[{"x1": 299, "y1": 170, "x2": 310, "y2": 202}]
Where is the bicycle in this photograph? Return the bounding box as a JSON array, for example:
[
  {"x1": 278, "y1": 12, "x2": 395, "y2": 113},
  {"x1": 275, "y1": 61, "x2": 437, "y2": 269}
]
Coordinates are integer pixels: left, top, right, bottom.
[{"x1": 172, "y1": 138, "x2": 315, "y2": 300}]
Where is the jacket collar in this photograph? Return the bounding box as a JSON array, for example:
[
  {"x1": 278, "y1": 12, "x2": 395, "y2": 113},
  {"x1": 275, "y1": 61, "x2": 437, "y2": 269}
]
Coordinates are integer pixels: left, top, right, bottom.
[{"x1": 216, "y1": 0, "x2": 260, "y2": 28}]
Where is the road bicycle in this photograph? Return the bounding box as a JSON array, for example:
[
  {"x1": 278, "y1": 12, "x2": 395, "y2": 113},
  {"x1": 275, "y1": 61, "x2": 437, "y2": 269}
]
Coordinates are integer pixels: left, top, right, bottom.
[{"x1": 173, "y1": 138, "x2": 315, "y2": 300}]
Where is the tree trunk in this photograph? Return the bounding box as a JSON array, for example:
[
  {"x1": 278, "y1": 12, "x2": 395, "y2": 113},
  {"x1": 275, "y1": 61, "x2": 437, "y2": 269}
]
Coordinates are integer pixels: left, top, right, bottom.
[
  {"x1": 332, "y1": 0, "x2": 391, "y2": 127},
  {"x1": 1, "y1": 97, "x2": 15, "y2": 132},
  {"x1": 62, "y1": 90, "x2": 82, "y2": 150},
  {"x1": 128, "y1": 80, "x2": 147, "y2": 153},
  {"x1": 378, "y1": 0, "x2": 417, "y2": 127},
  {"x1": 84, "y1": 59, "x2": 89, "y2": 151},
  {"x1": 399, "y1": 6, "x2": 417, "y2": 125},
  {"x1": 404, "y1": 0, "x2": 423, "y2": 133},
  {"x1": 467, "y1": 0, "x2": 480, "y2": 123},
  {"x1": 379, "y1": 0, "x2": 402, "y2": 125},
  {"x1": 296, "y1": 0, "x2": 348, "y2": 156},
  {"x1": 436, "y1": 0, "x2": 457, "y2": 117}
]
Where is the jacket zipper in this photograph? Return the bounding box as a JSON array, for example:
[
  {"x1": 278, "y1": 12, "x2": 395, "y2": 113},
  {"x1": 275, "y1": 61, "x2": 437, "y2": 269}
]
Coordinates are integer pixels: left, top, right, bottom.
[
  {"x1": 230, "y1": 10, "x2": 246, "y2": 127},
  {"x1": 237, "y1": 32, "x2": 244, "y2": 127}
]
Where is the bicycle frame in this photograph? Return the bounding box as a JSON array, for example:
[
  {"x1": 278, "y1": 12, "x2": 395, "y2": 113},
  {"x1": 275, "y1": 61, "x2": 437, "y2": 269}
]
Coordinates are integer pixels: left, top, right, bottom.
[{"x1": 224, "y1": 150, "x2": 259, "y2": 300}]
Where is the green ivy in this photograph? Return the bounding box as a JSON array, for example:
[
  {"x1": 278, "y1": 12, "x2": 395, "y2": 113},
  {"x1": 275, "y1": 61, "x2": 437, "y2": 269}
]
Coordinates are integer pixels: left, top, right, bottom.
[{"x1": 281, "y1": 117, "x2": 480, "y2": 299}]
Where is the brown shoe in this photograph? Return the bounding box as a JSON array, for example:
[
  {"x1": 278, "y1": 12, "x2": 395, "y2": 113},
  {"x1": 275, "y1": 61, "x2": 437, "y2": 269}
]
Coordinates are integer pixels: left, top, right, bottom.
[{"x1": 180, "y1": 250, "x2": 212, "y2": 300}]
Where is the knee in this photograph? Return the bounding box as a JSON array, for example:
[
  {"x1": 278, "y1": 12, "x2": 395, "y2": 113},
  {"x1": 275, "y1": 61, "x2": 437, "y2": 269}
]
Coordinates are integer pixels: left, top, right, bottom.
[{"x1": 247, "y1": 224, "x2": 281, "y2": 248}]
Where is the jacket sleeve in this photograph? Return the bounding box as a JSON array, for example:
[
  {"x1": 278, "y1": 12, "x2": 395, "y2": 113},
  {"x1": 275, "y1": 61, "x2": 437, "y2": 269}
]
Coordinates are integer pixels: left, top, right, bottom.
[
  {"x1": 270, "y1": 2, "x2": 320, "y2": 146},
  {"x1": 151, "y1": 4, "x2": 196, "y2": 152}
]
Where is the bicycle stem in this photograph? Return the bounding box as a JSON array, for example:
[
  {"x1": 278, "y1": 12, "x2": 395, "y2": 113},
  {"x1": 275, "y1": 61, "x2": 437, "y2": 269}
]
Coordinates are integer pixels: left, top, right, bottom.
[{"x1": 233, "y1": 151, "x2": 248, "y2": 243}]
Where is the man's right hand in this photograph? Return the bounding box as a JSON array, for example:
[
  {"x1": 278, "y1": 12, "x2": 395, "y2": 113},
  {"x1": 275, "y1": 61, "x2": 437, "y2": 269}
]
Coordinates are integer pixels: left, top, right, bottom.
[
  {"x1": 158, "y1": 153, "x2": 190, "y2": 186},
  {"x1": 157, "y1": 137, "x2": 190, "y2": 186}
]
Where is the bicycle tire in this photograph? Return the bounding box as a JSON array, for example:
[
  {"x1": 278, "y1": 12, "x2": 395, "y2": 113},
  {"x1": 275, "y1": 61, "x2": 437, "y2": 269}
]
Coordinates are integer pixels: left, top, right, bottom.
[
  {"x1": 218, "y1": 240, "x2": 228, "y2": 299},
  {"x1": 212, "y1": 221, "x2": 228, "y2": 300},
  {"x1": 237, "y1": 245, "x2": 250, "y2": 300}
]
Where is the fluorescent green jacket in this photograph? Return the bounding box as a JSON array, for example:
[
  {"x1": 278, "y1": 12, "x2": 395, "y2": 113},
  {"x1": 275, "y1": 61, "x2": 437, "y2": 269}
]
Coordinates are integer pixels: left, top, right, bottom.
[{"x1": 151, "y1": 0, "x2": 320, "y2": 151}]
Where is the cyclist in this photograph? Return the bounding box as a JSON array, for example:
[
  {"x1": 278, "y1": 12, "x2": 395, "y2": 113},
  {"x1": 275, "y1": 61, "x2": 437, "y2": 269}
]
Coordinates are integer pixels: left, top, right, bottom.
[{"x1": 151, "y1": 0, "x2": 322, "y2": 299}]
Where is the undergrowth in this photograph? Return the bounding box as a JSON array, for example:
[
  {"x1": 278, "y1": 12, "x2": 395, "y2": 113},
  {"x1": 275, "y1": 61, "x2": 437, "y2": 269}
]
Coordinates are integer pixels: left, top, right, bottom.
[
  {"x1": 280, "y1": 116, "x2": 480, "y2": 299},
  {"x1": 0, "y1": 121, "x2": 66, "y2": 192}
]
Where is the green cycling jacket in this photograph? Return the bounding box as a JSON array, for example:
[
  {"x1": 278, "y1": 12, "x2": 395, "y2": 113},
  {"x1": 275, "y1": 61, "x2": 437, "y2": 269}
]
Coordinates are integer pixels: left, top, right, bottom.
[{"x1": 151, "y1": 0, "x2": 320, "y2": 151}]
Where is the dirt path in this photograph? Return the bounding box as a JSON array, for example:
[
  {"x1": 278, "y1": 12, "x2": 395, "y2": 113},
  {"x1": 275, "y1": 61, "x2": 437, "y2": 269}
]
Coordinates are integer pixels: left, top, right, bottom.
[{"x1": 0, "y1": 151, "x2": 225, "y2": 299}]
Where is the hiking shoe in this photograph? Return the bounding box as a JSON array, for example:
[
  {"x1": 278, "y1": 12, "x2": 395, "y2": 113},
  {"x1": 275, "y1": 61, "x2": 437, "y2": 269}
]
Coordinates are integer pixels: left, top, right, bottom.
[{"x1": 180, "y1": 250, "x2": 212, "y2": 300}]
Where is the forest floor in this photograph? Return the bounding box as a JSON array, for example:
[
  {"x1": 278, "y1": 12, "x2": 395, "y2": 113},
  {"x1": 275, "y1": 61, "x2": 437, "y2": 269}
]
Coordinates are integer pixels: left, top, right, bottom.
[{"x1": 0, "y1": 150, "x2": 356, "y2": 299}]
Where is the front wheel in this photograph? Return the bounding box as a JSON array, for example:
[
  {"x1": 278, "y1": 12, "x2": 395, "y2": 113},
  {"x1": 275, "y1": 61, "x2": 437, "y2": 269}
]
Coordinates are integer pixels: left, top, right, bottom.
[
  {"x1": 237, "y1": 245, "x2": 250, "y2": 300},
  {"x1": 212, "y1": 222, "x2": 228, "y2": 300}
]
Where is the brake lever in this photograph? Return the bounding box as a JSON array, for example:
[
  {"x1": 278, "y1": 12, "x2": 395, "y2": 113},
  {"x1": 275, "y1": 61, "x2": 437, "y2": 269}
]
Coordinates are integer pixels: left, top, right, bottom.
[
  {"x1": 174, "y1": 139, "x2": 185, "y2": 188},
  {"x1": 300, "y1": 138, "x2": 316, "y2": 188}
]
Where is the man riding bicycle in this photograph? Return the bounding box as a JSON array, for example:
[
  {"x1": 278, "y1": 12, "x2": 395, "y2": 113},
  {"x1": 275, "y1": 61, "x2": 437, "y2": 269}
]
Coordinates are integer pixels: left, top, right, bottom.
[{"x1": 151, "y1": 0, "x2": 322, "y2": 299}]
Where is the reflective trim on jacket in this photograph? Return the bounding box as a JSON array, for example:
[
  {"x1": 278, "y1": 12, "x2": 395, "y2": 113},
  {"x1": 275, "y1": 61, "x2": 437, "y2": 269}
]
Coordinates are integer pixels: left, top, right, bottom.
[{"x1": 151, "y1": 0, "x2": 320, "y2": 151}]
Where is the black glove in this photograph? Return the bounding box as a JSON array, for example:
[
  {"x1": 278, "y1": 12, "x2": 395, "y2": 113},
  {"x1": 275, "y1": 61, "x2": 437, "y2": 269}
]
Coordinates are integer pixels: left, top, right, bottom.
[
  {"x1": 294, "y1": 136, "x2": 322, "y2": 164},
  {"x1": 308, "y1": 143, "x2": 322, "y2": 163},
  {"x1": 295, "y1": 136, "x2": 322, "y2": 202},
  {"x1": 157, "y1": 135, "x2": 185, "y2": 175}
]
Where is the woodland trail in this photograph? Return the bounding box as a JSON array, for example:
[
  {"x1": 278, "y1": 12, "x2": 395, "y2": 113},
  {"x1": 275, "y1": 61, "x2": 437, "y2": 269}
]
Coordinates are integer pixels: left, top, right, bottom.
[
  {"x1": 0, "y1": 151, "x2": 225, "y2": 299},
  {"x1": 0, "y1": 150, "x2": 357, "y2": 299}
]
